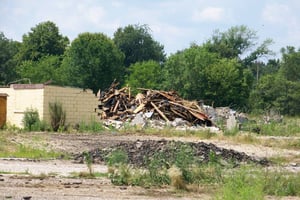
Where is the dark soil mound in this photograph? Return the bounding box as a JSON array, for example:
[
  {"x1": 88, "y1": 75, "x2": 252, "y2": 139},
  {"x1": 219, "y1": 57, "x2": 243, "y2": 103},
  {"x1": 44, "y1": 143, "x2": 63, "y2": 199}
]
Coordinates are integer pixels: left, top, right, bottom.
[{"x1": 74, "y1": 140, "x2": 269, "y2": 167}]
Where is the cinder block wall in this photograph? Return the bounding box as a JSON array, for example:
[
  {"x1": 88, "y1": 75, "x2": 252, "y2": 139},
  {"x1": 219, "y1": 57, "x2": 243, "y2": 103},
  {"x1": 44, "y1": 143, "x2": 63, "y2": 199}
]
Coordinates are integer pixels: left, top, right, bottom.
[
  {"x1": 43, "y1": 86, "x2": 99, "y2": 126},
  {"x1": 0, "y1": 85, "x2": 44, "y2": 127}
]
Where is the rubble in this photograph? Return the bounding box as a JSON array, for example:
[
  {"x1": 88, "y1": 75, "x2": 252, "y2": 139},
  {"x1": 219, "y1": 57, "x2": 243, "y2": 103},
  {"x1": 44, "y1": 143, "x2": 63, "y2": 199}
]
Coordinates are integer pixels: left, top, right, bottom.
[
  {"x1": 96, "y1": 81, "x2": 213, "y2": 129},
  {"x1": 74, "y1": 140, "x2": 270, "y2": 167}
]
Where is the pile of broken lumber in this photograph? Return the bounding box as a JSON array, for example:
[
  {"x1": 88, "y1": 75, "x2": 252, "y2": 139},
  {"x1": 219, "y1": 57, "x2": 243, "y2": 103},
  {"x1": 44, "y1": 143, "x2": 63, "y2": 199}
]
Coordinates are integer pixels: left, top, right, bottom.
[{"x1": 96, "y1": 82, "x2": 212, "y2": 127}]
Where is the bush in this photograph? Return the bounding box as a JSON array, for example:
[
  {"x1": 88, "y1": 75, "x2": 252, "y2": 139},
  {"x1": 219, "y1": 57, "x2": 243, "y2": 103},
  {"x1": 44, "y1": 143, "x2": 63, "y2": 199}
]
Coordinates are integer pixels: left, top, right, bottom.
[
  {"x1": 105, "y1": 149, "x2": 128, "y2": 167},
  {"x1": 49, "y1": 102, "x2": 66, "y2": 132},
  {"x1": 22, "y1": 108, "x2": 40, "y2": 131}
]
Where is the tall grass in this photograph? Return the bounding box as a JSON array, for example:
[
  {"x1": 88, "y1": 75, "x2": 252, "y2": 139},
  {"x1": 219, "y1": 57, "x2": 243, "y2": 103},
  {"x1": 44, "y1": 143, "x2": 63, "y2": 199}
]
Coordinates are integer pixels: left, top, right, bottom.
[
  {"x1": 244, "y1": 117, "x2": 300, "y2": 136},
  {"x1": 215, "y1": 167, "x2": 264, "y2": 200},
  {"x1": 77, "y1": 119, "x2": 107, "y2": 133},
  {"x1": 215, "y1": 167, "x2": 300, "y2": 199}
]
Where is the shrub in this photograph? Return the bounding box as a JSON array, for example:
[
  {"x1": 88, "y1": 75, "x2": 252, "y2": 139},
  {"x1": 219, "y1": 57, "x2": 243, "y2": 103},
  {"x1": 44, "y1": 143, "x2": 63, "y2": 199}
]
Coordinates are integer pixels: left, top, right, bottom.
[
  {"x1": 22, "y1": 108, "x2": 40, "y2": 131},
  {"x1": 49, "y1": 102, "x2": 66, "y2": 132}
]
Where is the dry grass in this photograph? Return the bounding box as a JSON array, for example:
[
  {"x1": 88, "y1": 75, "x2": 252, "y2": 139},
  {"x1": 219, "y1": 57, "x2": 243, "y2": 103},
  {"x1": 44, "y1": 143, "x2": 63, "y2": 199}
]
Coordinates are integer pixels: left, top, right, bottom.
[{"x1": 168, "y1": 166, "x2": 187, "y2": 190}]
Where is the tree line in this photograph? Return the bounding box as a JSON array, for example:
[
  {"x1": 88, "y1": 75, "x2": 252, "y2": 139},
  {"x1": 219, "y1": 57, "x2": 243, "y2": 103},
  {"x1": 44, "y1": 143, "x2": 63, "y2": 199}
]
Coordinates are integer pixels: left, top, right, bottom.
[{"x1": 1, "y1": 21, "x2": 299, "y2": 115}]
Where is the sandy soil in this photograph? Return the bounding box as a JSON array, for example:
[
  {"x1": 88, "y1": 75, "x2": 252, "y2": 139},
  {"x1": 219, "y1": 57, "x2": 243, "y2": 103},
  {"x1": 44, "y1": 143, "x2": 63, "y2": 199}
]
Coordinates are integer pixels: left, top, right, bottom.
[{"x1": 0, "y1": 132, "x2": 299, "y2": 200}]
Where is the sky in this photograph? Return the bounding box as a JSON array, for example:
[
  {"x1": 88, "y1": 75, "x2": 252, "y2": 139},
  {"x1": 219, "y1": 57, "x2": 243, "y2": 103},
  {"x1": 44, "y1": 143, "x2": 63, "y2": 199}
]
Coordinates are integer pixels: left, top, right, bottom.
[{"x1": 1, "y1": 0, "x2": 300, "y2": 58}]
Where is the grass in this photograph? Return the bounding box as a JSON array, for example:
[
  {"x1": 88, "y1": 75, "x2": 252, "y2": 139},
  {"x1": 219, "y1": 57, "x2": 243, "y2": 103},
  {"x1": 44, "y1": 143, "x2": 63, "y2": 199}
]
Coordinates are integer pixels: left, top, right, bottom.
[
  {"x1": 259, "y1": 137, "x2": 300, "y2": 150},
  {"x1": 215, "y1": 166, "x2": 264, "y2": 200},
  {"x1": 215, "y1": 166, "x2": 300, "y2": 199},
  {"x1": 242, "y1": 116, "x2": 300, "y2": 136},
  {"x1": 120, "y1": 125, "x2": 217, "y2": 140},
  {"x1": 77, "y1": 119, "x2": 108, "y2": 133},
  {"x1": 69, "y1": 171, "x2": 108, "y2": 179},
  {"x1": 105, "y1": 147, "x2": 300, "y2": 198},
  {"x1": 0, "y1": 131, "x2": 67, "y2": 159},
  {"x1": 0, "y1": 143, "x2": 65, "y2": 159}
]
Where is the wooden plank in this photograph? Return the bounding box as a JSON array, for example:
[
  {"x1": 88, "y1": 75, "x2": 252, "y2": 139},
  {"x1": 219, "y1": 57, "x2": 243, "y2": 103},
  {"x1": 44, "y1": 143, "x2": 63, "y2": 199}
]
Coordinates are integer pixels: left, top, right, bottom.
[
  {"x1": 169, "y1": 101, "x2": 208, "y2": 120},
  {"x1": 102, "y1": 93, "x2": 115, "y2": 102},
  {"x1": 156, "y1": 91, "x2": 177, "y2": 102},
  {"x1": 188, "y1": 110, "x2": 206, "y2": 121},
  {"x1": 150, "y1": 102, "x2": 169, "y2": 122},
  {"x1": 133, "y1": 103, "x2": 145, "y2": 114},
  {"x1": 170, "y1": 107, "x2": 186, "y2": 119},
  {"x1": 113, "y1": 100, "x2": 120, "y2": 113}
]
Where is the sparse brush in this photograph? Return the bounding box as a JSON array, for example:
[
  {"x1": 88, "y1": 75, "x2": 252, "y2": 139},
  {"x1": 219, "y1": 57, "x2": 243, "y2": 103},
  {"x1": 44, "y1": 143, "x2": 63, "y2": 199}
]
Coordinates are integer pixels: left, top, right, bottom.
[{"x1": 168, "y1": 165, "x2": 187, "y2": 190}]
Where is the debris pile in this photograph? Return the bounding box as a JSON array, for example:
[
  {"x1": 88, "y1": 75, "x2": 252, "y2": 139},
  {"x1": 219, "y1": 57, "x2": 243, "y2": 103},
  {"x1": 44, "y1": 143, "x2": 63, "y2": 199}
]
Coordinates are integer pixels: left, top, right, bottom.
[
  {"x1": 74, "y1": 140, "x2": 269, "y2": 167},
  {"x1": 96, "y1": 82, "x2": 213, "y2": 129}
]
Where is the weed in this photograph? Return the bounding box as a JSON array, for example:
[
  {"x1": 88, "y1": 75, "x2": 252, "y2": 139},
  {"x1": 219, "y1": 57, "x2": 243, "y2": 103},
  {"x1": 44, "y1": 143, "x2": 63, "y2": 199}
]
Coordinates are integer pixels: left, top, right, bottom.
[
  {"x1": 105, "y1": 149, "x2": 128, "y2": 166},
  {"x1": 83, "y1": 151, "x2": 93, "y2": 175},
  {"x1": 77, "y1": 119, "x2": 106, "y2": 133},
  {"x1": 49, "y1": 102, "x2": 66, "y2": 132},
  {"x1": 168, "y1": 165, "x2": 187, "y2": 190},
  {"x1": 109, "y1": 164, "x2": 132, "y2": 185}
]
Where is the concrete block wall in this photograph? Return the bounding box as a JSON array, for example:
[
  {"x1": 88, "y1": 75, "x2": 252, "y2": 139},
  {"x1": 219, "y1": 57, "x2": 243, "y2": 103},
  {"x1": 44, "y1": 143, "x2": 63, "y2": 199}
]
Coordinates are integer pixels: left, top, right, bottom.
[
  {"x1": 0, "y1": 85, "x2": 44, "y2": 127},
  {"x1": 43, "y1": 86, "x2": 99, "y2": 126}
]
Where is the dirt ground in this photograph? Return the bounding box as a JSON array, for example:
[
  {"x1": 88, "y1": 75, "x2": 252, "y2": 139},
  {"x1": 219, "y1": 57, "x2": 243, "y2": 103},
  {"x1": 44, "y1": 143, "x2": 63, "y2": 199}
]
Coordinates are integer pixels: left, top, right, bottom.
[{"x1": 1, "y1": 132, "x2": 300, "y2": 200}]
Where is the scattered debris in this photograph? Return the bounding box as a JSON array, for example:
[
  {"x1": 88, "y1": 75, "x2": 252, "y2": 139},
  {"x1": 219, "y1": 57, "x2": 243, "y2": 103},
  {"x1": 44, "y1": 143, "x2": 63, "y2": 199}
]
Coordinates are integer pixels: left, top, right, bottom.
[
  {"x1": 74, "y1": 140, "x2": 270, "y2": 167},
  {"x1": 96, "y1": 81, "x2": 213, "y2": 130}
]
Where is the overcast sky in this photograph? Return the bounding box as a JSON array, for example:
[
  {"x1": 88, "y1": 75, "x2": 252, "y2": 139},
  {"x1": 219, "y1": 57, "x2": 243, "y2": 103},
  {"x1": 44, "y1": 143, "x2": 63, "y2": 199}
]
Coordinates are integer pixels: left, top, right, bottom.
[{"x1": 1, "y1": 0, "x2": 300, "y2": 57}]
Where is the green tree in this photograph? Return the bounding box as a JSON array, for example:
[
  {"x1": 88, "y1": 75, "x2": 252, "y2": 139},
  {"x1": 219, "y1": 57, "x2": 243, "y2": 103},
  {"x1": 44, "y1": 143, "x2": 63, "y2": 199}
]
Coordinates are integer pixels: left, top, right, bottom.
[
  {"x1": 250, "y1": 46, "x2": 300, "y2": 115},
  {"x1": 113, "y1": 24, "x2": 165, "y2": 67},
  {"x1": 163, "y1": 45, "x2": 252, "y2": 109},
  {"x1": 250, "y1": 73, "x2": 300, "y2": 115},
  {"x1": 280, "y1": 46, "x2": 300, "y2": 82},
  {"x1": 163, "y1": 45, "x2": 216, "y2": 100},
  {"x1": 16, "y1": 55, "x2": 63, "y2": 84},
  {"x1": 204, "y1": 25, "x2": 273, "y2": 66},
  {"x1": 17, "y1": 21, "x2": 69, "y2": 62},
  {"x1": 125, "y1": 60, "x2": 163, "y2": 93},
  {"x1": 0, "y1": 32, "x2": 20, "y2": 85},
  {"x1": 62, "y1": 32, "x2": 125, "y2": 93},
  {"x1": 204, "y1": 58, "x2": 252, "y2": 107}
]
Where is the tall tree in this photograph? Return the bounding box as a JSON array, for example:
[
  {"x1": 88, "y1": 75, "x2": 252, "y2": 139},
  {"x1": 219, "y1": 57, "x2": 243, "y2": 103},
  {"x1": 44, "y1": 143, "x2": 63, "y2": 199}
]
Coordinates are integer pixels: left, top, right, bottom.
[
  {"x1": 61, "y1": 32, "x2": 125, "y2": 93},
  {"x1": 0, "y1": 32, "x2": 20, "y2": 85},
  {"x1": 163, "y1": 44, "x2": 253, "y2": 109},
  {"x1": 280, "y1": 46, "x2": 300, "y2": 82},
  {"x1": 113, "y1": 24, "x2": 165, "y2": 67},
  {"x1": 125, "y1": 60, "x2": 163, "y2": 94},
  {"x1": 250, "y1": 46, "x2": 300, "y2": 115},
  {"x1": 17, "y1": 21, "x2": 69, "y2": 62},
  {"x1": 204, "y1": 25, "x2": 273, "y2": 65}
]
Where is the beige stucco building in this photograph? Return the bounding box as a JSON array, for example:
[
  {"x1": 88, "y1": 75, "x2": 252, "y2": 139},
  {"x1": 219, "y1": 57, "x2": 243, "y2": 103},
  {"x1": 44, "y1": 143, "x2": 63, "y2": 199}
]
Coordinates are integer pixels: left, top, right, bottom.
[{"x1": 0, "y1": 84, "x2": 99, "y2": 128}]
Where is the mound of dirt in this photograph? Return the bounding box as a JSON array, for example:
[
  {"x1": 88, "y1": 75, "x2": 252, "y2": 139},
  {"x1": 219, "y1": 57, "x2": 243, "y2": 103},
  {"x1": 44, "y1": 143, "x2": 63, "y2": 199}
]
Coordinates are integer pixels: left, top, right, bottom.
[{"x1": 74, "y1": 140, "x2": 269, "y2": 167}]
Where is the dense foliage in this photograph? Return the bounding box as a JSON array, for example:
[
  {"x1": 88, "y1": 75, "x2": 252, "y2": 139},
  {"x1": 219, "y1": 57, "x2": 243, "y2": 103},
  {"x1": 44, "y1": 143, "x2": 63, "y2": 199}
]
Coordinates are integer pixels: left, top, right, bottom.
[
  {"x1": 1, "y1": 21, "x2": 300, "y2": 115},
  {"x1": 0, "y1": 32, "x2": 20, "y2": 85},
  {"x1": 125, "y1": 60, "x2": 163, "y2": 94},
  {"x1": 113, "y1": 24, "x2": 165, "y2": 67},
  {"x1": 61, "y1": 32, "x2": 125, "y2": 93}
]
